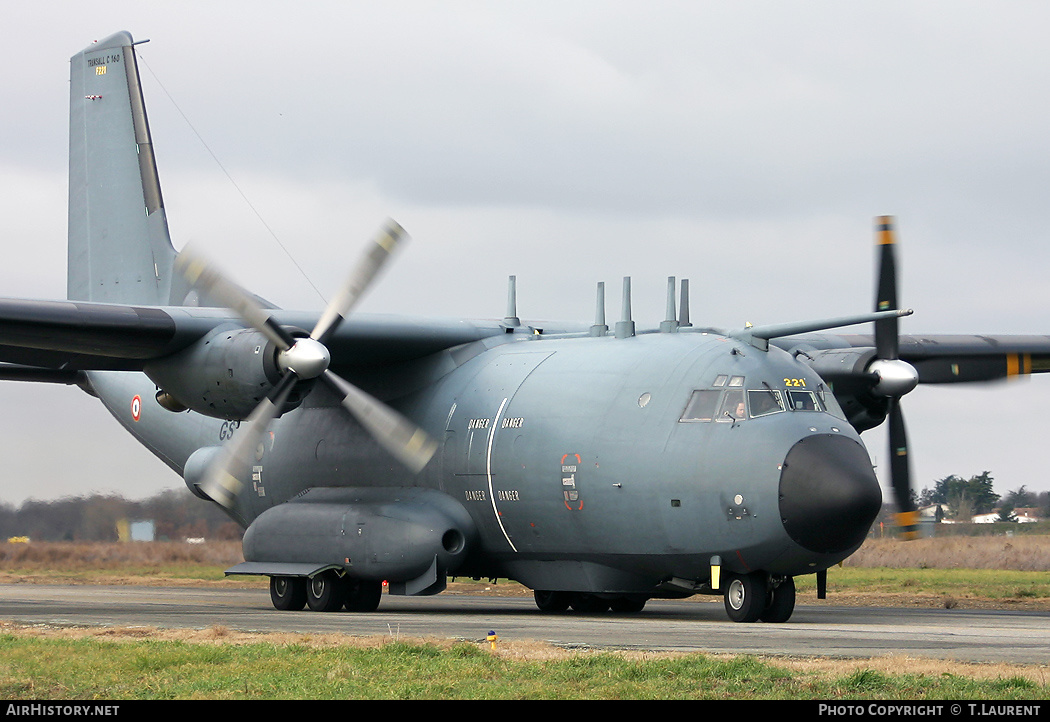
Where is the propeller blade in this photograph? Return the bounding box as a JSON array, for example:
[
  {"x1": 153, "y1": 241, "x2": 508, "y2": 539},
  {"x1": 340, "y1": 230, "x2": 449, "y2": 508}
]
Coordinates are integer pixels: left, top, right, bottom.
[
  {"x1": 874, "y1": 215, "x2": 900, "y2": 360},
  {"x1": 873, "y1": 216, "x2": 920, "y2": 538},
  {"x1": 887, "y1": 397, "x2": 919, "y2": 540},
  {"x1": 320, "y1": 370, "x2": 437, "y2": 473},
  {"x1": 199, "y1": 373, "x2": 298, "y2": 509},
  {"x1": 180, "y1": 221, "x2": 432, "y2": 498},
  {"x1": 175, "y1": 245, "x2": 297, "y2": 351},
  {"x1": 311, "y1": 220, "x2": 408, "y2": 346}
]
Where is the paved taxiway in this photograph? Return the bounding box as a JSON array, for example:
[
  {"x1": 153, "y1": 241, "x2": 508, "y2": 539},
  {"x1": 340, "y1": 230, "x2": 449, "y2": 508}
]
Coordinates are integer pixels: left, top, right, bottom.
[{"x1": 1, "y1": 584, "x2": 1047, "y2": 664}]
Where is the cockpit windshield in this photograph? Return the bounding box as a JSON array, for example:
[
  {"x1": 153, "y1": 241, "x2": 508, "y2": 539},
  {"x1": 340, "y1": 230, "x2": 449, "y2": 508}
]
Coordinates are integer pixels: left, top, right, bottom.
[
  {"x1": 679, "y1": 376, "x2": 842, "y2": 423},
  {"x1": 787, "y1": 390, "x2": 820, "y2": 412},
  {"x1": 748, "y1": 388, "x2": 785, "y2": 417},
  {"x1": 717, "y1": 389, "x2": 746, "y2": 422},
  {"x1": 680, "y1": 389, "x2": 720, "y2": 421}
]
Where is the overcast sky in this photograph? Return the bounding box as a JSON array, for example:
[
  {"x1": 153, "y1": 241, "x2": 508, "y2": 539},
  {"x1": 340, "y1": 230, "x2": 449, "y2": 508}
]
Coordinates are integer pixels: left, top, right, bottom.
[{"x1": 1, "y1": 1, "x2": 1049, "y2": 506}]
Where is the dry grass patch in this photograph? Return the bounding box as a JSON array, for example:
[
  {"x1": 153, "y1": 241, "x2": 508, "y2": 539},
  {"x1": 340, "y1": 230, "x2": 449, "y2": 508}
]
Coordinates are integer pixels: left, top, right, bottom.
[
  {"x1": 0, "y1": 541, "x2": 243, "y2": 568},
  {"x1": 850, "y1": 536, "x2": 1050, "y2": 571}
]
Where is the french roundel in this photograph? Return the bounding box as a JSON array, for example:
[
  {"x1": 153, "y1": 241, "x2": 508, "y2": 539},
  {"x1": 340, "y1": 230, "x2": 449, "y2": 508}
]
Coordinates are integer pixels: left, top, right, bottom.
[{"x1": 131, "y1": 395, "x2": 142, "y2": 422}]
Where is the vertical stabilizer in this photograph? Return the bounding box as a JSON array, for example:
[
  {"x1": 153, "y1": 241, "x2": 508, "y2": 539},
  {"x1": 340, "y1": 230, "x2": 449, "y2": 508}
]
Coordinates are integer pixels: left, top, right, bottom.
[{"x1": 68, "y1": 32, "x2": 184, "y2": 305}]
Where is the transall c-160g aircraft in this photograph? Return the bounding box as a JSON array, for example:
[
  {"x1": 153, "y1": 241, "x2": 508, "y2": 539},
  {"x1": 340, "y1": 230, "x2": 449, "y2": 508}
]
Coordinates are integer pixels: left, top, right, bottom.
[{"x1": 2, "y1": 32, "x2": 1048, "y2": 622}]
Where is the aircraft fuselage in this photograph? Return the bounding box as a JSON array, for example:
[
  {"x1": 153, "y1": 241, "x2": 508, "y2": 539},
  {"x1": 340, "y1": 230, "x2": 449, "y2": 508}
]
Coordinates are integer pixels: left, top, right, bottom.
[{"x1": 93, "y1": 326, "x2": 882, "y2": 599}]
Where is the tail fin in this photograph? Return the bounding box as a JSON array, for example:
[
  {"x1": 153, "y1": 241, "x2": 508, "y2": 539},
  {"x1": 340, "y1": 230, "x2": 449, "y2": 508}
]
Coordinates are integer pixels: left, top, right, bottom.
[{"x1": 67, "y1": 31, "x2": 187, "y2": 306}]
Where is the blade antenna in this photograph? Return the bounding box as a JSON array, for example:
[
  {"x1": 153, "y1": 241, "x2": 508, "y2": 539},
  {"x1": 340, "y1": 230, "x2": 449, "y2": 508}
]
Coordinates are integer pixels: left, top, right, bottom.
[
  {"x1": 590, "y1": 281, "x2": 608, "y2": 337},
  {"x1": 679, "y1": 279, "x2": 691, "y2": 328},
  {"x1": 615, "y1": 277, "x2": 635, "y2": 339},
  {"x1": 503, "y1": 275, "x2": 520, "y2": 328},
  {"x1": 660, "y1": 277, "x2": 679, "y2": 333}
]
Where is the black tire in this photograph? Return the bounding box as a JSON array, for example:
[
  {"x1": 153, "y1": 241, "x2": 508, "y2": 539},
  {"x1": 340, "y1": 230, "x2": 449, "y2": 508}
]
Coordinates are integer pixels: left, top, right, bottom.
[
  {"x1": 306, "y1": 570, "x2": 347, "y2": 612},
  {"x1": 270, "y1": 576, "x2": 307, "y2": 611},
  {"x1": 723, "y1": 572, "x2": 767, "y2": 623},
  {"x1": 760, "y1": 576, "x2": 796, "y2": 623},
  {"x1": 609, "y1": 596, "x2": 648, "y2": 613},
  {"x1": 345, "y1": 579, "x2": 383, "y2": 612},
  {"x1": 534, "y1": 590, "x2": 571, "y2": 612},
  {"x1": 569, "y1": 593, "x2": 610, "y2": 613}
]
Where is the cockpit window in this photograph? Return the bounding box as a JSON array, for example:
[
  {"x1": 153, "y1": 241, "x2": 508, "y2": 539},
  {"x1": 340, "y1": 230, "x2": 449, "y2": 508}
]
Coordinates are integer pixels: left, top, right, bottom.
[
  {"x1": 816, "y1": 385, "x2": 847, "y2": 420},
  {"x1": 712, "y1": 374, "x2": 728, "y2": 387},
  {"x1": 787, "y1": 390, "x2": 821, "y2": 412},
  {"x1": 680, "y1": 390, "x2": 721, "y2": 421},
  {"x1": 716, "y1": 389, "x2": 746, "y2": 422},
  {"x1": 748, "y1": 389, "x2": 785, "y2": 417},
  {"x1": 728, "y1": 375, "x2": 745, "y2": 387}
]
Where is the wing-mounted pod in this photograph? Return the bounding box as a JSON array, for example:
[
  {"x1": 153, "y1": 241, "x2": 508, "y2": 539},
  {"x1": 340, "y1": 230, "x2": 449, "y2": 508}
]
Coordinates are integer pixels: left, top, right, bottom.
[{"x1": 232, "y1": 487, "x2": 477, "y2": 596}]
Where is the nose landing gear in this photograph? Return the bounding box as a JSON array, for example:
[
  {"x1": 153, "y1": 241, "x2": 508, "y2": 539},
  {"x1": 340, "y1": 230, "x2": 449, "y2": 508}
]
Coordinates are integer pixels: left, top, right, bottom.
[{"x1": 723, "y1": 572, "x2": 795, "y2": 623}]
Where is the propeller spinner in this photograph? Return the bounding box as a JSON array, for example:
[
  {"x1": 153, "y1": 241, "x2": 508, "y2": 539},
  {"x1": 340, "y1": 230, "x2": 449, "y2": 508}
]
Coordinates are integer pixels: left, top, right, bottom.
[
  {"x1": 873, "y1": 216, "x2": 920, "y2": 539},
  {"x1": 174, "y1": 220, "x2": 438, "y2": 510}
]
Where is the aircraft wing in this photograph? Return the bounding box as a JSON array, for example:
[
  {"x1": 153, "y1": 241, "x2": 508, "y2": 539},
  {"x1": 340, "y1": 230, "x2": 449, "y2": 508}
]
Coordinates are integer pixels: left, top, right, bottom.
[
  {"x1": 779, "y1": 332, "x2": 1050, "y2": 383},
  {"x1": 0, "y1": 296, "x2": 512, "y2": 375},
  {"x1": 867, "y1": 333, "x2": 1050, "y2": 383}
]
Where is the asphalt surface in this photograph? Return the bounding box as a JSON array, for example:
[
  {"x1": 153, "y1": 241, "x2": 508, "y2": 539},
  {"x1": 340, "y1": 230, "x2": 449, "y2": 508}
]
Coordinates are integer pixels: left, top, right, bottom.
[{"x1": 1, "y1": 584, "x2": 1048, "y2": 664}]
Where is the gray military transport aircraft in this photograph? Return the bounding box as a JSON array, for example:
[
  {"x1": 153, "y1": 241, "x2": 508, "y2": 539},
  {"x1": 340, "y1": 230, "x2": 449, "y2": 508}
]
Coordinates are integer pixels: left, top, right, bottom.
[{"x1": 2, "y1": 32, "x2": 1049, "y2": 622}]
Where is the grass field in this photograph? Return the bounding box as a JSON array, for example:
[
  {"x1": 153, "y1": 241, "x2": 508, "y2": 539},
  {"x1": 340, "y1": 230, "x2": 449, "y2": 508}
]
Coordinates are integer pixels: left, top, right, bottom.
[
  {"x1": 0, "y1": 536, "x2": 1048, "y2": 699},
  {"x1": 0, "y1": 631, "x2": 1045, "y2": 700}
]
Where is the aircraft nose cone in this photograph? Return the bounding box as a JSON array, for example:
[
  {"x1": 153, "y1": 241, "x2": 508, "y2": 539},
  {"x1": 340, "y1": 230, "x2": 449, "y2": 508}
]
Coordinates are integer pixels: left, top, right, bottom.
[{"x1": 779, "y1": 434, "x2": 882, "y2": 555}]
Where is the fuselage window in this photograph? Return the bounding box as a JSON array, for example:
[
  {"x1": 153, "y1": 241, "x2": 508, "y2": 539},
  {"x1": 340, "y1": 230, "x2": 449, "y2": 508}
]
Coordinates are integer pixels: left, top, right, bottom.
[
  {"x1": 747, "y1": 389, "x2": 784, "y2": 417},
  {"x1": 787, "y1": 390, "x2": 821, "y2": 411},
  {"x1": 680, "y1": 389, "x2": 721, "y2": 421}
]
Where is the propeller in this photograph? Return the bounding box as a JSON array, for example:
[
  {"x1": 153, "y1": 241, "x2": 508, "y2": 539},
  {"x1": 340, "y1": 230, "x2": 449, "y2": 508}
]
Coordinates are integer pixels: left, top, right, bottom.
[
  {"x1": 872, "y1": 216, "x2": 920, "y2": 539},
  {"x1": 175, "y1": 220, "x2": 438, "y2": 511}
]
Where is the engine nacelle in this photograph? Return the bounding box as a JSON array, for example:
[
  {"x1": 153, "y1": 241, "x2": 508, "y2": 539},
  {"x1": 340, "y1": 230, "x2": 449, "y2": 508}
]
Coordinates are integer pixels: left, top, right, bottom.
[
  {"x1": 241, "y1": 487, "x2": 477, "y2": 591},
  {"x1": 144, "y1": 326, "x2": 305, "y2": 420},
  {"x1": 800, "y1": 347, "x2": 885, "y2": 432},
  {"x1": 801, "y1": 347, "x2": 920, "y2": 432}
]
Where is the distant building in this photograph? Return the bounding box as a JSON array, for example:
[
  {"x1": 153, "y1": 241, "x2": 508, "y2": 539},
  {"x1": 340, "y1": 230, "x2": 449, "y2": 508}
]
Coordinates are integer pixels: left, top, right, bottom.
[
  {"x1": 918, "y1": 503, "x2": 1043, "y2": 524},
  {"x1": 918, "y1": 504, "x2": 951, "y2": 523},
  {"x1": 972, "y1": 508, "x2": 1041, "y2": 524},
  {"x1": 1012, "y1": 507, "x2": 1042, "y2": 523},
  {"x1": 116, "y1": 518, "x2": 156, "y2": 541}
]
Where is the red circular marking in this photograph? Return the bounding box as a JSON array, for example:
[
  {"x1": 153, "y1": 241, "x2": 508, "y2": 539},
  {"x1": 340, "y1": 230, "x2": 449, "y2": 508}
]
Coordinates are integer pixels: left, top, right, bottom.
[{"x1": 131, "y1": 395, "x2": 142, "y2": 422}]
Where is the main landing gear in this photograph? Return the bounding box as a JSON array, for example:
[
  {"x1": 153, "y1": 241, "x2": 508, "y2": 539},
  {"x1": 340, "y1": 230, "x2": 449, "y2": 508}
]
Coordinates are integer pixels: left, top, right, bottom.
[
  {"x1": 269, "y1": 571, "x2": 383, "y2": 613},
  {"x1": 722, "y1": 572, "x2": 795, "y2": 623}
]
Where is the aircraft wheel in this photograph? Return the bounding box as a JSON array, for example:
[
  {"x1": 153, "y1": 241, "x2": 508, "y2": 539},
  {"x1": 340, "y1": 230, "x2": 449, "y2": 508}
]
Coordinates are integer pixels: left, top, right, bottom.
[
  {"x1": 723, "y1": 572, "x2": 767, "y2": 623},
  {"x1": 569, "y1": 593, "x2": 610, "y2": 613},
  {"x1": 270, "y1": 576, "x2": 307, "y2": 611},
  {"x1": 534, "y1": 590, "x2": 571, "y2": 612},
  {"x1": 345, "y1": 579, "x2": 383, "y2": 612},
  {"x1": 759, "y1": 576, "x2": 796, "y2": 623},
  {"x1": 306, "y1": 570, "x2": 347, "y2": 612},
  {"x1": 609, "y1": 596, "x2": 648, "y2": 613}
]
